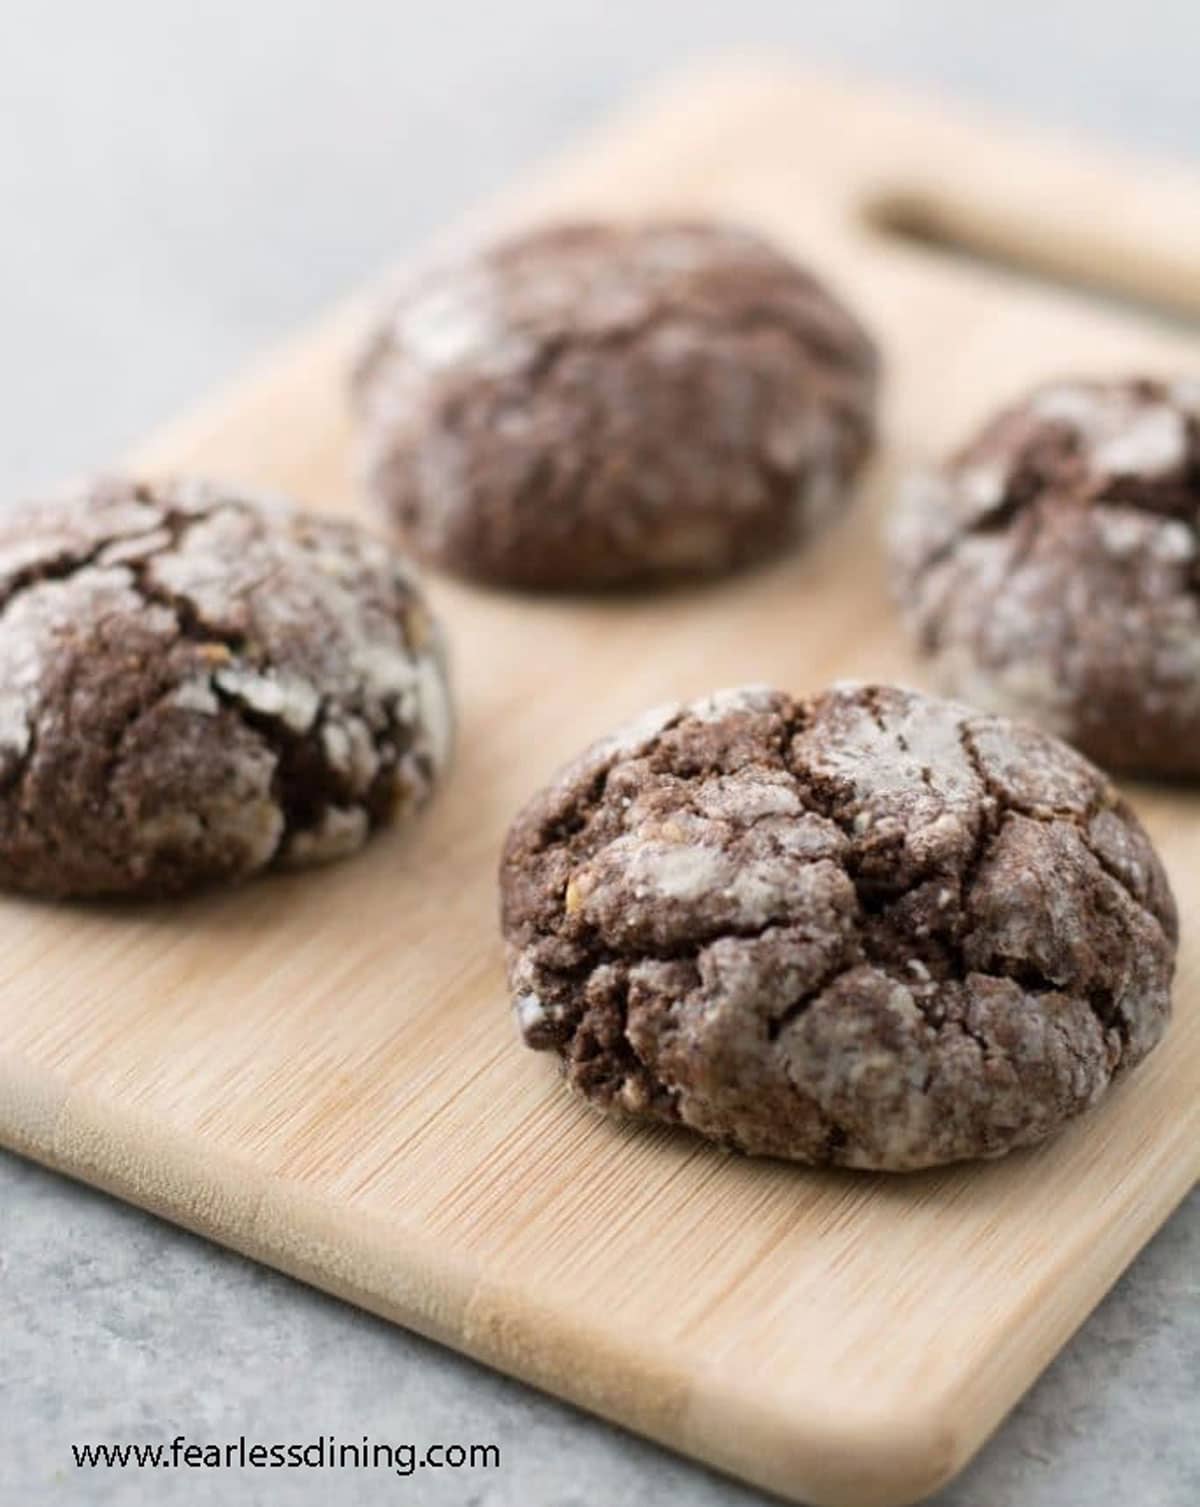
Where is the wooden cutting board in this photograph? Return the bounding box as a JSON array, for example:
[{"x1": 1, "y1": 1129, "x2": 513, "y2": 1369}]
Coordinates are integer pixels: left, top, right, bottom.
[{"x1": 3, "y1": 60, "x2": 1199, "y2": 1507}]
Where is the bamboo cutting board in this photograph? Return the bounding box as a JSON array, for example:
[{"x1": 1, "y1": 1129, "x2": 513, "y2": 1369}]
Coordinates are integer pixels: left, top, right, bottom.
[{"x1": 3, "y1": 61, "x2": 1200, "y2": 1507}]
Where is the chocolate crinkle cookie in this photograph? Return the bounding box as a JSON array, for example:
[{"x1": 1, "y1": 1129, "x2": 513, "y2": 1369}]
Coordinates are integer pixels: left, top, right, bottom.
[
  {"x1": 352, "y1": 220, "x2": 879, "y2": 588},
  {"x1": 889, "y1": 376, "x2": 1200, "y2": 777},
  {"x1": 500, "y1": 683, "x2": 1176, "y2": 1170},
  {"x1": 0, "y1": 477, "x2": 452, "y2": 898}
]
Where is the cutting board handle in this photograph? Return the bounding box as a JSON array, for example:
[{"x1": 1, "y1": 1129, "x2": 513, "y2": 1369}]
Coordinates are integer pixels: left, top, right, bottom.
[{"x1": 861, "y1": 178, "x2": 1200, "y2": 329}]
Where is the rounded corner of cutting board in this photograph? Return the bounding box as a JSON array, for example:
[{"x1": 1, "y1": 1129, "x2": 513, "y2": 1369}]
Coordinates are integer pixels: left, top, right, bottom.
[{"x1": 682, "y1": 1375, "x2": 969, "y2": 1507}]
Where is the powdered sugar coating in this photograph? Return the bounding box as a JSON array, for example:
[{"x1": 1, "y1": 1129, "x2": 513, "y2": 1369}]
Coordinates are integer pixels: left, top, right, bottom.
[
  {"x1": 0, "y1": 477, "x2": 453, "y2": 897},
  {"x1": 889, "y1": 376, "x2": 1200, "y2": 776},
  {"x1": 500, "y1": 683, "x2": 1176, "y2": 1170},
  {"x1": 353, "y1": 221, "x2": 879, "y2": 589}
]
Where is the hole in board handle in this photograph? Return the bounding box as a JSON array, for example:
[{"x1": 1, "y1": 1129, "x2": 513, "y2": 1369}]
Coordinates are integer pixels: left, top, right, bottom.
[{"x1": 863, "y1": 190, "x2": 1200, "y2": 334}]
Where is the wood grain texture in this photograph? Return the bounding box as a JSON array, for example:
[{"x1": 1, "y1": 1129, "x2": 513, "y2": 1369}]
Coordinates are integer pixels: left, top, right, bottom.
[{"x1": 3, "y1": 60, "x2": 1199, "y2": 1507}]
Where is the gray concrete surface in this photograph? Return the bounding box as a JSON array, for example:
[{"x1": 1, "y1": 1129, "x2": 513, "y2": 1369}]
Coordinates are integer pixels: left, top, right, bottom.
[{"x1": 1, "y1": 2, "x2": 1198, "y2": 1503}]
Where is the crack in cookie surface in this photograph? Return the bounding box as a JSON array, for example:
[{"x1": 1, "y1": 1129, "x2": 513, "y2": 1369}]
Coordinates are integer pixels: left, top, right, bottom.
[{"x1": 500, "y1": 683, "x2": 1176, "y2": 1170}]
